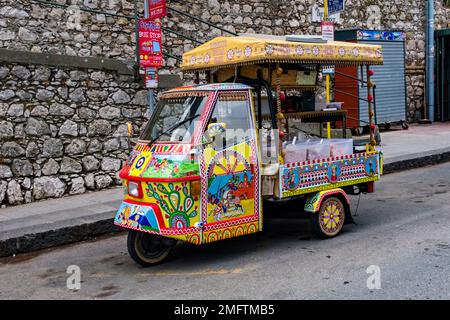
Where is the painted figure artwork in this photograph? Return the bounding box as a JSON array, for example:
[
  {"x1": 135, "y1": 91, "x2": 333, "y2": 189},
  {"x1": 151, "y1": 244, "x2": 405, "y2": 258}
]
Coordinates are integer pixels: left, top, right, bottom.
[
  {"x1": 284, "y1": 170, "x2": 299, "y2": 191},
  {"x1": 365, "y1": 158, "x2": 378, "y2": 177},
  {"x1": 328, "y1": 164, "x2": 340, "y2": 184},
  {"x1": 115, "y1": 203, "x2": 162, "y2": 233},
  {"x1": 208, "y1": 172, "x2": 255, "y2": 222},
  {"x1": 203, "y1": 143, "x2": 258, "y2": 224}
]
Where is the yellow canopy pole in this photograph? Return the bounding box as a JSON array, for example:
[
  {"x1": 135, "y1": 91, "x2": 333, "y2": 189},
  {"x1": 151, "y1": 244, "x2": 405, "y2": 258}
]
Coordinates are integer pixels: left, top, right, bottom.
[
  {"x1": 324, "y1": 1, "x2": 331, "y2": 139},
  {"x1": 275, "y1": 64, "x2": 286, "y2": 165},
  {"x1": 367, "y1": 65, "x2": 376, "y2": 149}
]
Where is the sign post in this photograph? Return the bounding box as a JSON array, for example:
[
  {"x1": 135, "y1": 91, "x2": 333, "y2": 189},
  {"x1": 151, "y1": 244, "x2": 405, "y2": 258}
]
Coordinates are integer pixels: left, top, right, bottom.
[
  {"x1": 140, "y1": 0, "x2": 167, "y2": 115},
  {"x1": 324, "y1": 1, "x2": 331, "y2": 138}
]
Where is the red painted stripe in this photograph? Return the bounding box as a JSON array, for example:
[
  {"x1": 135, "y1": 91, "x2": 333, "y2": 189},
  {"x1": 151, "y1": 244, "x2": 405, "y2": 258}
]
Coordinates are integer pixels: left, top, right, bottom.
[
  {"x1": 119, "y1": 171, "x2": 200, "y2": 182},
  {"x1": 205, "y1": 214, "x2": 259, "y2": 228}
]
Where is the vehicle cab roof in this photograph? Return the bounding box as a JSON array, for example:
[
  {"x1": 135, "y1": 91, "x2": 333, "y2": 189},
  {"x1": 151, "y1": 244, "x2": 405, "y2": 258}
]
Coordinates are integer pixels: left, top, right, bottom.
[{"x1": 163, "y1": 83, "x2": 252, "y2": 96}]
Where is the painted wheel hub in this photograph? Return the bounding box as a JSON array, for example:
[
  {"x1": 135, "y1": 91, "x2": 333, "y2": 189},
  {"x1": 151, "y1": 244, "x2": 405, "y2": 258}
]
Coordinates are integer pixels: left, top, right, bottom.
[{"x1": 319, "y1": 198, "x2": 345, "y2": 237}]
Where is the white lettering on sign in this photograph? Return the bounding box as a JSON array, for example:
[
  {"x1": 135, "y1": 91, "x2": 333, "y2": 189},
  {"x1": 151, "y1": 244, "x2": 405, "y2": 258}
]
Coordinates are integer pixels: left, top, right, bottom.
[
  {"x1": 312, "y1": 6, "x2": 341, "y2": 24},
  {"x1": 367, "y1": 5, "x2": 381, "y2": 29}
]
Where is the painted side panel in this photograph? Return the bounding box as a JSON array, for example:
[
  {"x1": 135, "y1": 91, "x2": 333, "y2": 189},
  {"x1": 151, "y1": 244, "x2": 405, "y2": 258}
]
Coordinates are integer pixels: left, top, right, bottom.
[
  {"x1": 198, "y1": 91, "x2": 261, "y2": 244},
  {"x1": 281, "y1": 152, "x2": 380, "y2": 198}
]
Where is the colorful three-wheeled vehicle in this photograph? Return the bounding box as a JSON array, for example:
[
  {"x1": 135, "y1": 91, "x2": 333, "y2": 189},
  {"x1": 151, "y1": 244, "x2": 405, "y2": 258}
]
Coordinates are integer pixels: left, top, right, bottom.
[{"x1": 115, "y1": 35, "x2": 384, "y2": 266}]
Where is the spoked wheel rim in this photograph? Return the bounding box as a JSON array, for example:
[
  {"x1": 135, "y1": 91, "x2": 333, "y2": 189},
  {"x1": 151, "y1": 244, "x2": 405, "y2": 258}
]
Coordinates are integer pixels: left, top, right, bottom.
[
  {"x1": 319, "y1": 198, "x2": 345, "y2": 237},
  {"x1": 135, "y1": 233, "x2": 172, "y2": 263}
]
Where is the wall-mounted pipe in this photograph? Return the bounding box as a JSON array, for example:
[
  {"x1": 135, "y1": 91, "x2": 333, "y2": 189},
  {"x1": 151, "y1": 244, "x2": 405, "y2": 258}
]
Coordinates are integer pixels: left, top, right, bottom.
[{"x1": 425, "y1": 0, "x2": 435, "y2": 122}]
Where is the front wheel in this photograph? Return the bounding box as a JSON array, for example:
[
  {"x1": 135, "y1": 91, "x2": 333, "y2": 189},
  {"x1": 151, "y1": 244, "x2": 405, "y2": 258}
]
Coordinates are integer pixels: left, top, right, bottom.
[
  {"x1": 310, "y1": 197, "x2": 346, "y2": 239},
  {"x1": 127, "y1": 231, "x2": 177, "y2": 267}
]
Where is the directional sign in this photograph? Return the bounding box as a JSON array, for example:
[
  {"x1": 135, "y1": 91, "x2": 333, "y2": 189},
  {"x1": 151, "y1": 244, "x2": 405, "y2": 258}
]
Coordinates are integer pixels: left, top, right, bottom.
[
  {"x1": 148, "y1": 0, "x2": 167, "y2": 20},
  {"x1": 328, "y1": 0, "x2": 345, "y2": 15}
]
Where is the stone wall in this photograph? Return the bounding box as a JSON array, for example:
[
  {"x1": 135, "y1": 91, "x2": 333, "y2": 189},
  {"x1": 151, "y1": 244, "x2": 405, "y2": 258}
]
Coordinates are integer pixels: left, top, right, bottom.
[
  {"x1": 0, "y1": 0, "x2": 139, "y2": 60},
  {"x1": 1, "y1": 0, "x2": 450, "y2": 205},
  {"x1": 2, "y1": 0, "x2": 450, "y2": 118},
  {"x1": 0, "y1": 62, "x2": 148, "y2": 206},
  {"x1": 2, "y1": 1, "x2": 449, "y2": 71}
]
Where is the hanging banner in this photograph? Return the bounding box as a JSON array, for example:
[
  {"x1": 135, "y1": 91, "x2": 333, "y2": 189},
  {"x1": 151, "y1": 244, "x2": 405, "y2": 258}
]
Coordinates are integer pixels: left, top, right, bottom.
[
  {"x1": 138, "y1": 19, "x2": 163, "y2": 67},
  {"x1": 145, "y1": 67, "x2": 159, "y2": 88},
  {"x1": 148, "y1": 0, "x2": 167, "y2": 20},
  {"x1": 321, "y1": 21, "x2": 335, "y2": 41}
]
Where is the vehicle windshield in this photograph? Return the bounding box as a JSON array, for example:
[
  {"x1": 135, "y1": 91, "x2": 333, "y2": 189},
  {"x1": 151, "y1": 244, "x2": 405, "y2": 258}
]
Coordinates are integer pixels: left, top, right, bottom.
[{"x1": 140, "y1": 95, "x2": 208, "y2": 143}]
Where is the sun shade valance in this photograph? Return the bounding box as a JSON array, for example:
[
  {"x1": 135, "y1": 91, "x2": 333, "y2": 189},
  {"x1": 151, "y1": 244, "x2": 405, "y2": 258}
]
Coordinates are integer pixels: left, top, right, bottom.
[{"x1": 181, "y1": 36, "x2": 383, "y2": 72}]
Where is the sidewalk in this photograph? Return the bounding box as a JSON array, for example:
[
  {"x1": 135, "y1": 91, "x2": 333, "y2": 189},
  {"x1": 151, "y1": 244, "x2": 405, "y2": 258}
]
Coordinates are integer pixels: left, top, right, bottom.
[
  {"x1": 1, "y1": 123, "x2": 450, "y2": 257},
  {"x1": 378, "y1": 123, "x2": 450, "y2": 172}
]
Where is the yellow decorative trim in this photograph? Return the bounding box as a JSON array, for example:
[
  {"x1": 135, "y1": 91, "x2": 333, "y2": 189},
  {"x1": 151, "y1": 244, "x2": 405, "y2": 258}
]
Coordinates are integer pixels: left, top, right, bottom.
[
  {"x1": 182, "y1": 36, "x2": 383, "y2": 72},
  {"x1": 282, "y1": 176, "x2": 379, "y2": 198}
]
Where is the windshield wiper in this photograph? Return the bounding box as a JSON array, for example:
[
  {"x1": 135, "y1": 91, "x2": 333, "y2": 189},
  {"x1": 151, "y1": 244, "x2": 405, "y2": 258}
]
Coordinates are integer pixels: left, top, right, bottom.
[{"x1": 147, "y1": 114, "x2": 201, "y2": 147}]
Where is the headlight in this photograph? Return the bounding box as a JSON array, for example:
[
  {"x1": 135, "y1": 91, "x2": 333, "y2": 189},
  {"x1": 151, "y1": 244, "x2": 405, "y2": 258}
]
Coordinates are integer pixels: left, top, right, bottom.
[{"x1": 128, "y1": 181, "x2": 141, "y2": 198}]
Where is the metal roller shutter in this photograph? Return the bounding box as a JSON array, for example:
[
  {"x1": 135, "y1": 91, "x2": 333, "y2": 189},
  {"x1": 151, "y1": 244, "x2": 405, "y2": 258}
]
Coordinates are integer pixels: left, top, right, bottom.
[{"x1": 358, "y1": 41, "x2": 407, "y2": 125}]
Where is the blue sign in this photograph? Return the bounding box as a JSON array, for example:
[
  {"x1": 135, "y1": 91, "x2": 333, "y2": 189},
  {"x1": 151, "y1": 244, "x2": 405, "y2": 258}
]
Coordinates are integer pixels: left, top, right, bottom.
[
  {"x1": 357, "y1": 30, "x2": 406, "y2": 42},
  {"x1": 328, "y1": 0, "x2": 345, "y2": 14}
]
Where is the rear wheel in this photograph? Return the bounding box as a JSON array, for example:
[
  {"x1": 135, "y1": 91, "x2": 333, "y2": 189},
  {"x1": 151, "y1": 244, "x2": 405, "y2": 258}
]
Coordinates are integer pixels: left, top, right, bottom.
[
  {"x1": 127, "y1": 231, "x2": 176, "y2": 267},
  {"x1": 310, "y1": 197, "x2": 346, "y2": 239}
]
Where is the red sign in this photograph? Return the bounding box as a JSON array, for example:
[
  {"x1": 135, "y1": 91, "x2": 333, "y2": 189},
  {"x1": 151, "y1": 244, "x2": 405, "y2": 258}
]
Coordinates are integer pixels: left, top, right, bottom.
[
  {"x1": 148, "y1": 0, "x2": 167, "y2": 20},
  {"x1": 138, "y1": 20, "x2": 163, "y2": 67}
]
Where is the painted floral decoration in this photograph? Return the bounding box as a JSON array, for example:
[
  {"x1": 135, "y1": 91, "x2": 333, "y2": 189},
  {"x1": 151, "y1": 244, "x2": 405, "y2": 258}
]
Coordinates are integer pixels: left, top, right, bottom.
[{"x1": 146, "y1": 182, "x2": 198, "y2": 229}]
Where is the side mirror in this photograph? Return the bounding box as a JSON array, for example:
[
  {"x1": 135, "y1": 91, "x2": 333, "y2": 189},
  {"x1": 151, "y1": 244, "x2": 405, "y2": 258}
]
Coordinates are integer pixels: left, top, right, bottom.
[{"x1": 202, "y1": 122, "x2": 227, "y2": 146}]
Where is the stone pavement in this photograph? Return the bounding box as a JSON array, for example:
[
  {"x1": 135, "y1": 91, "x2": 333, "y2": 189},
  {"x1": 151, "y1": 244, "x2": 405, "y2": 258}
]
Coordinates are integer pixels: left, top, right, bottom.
[{"x1": 1, "y1": 123, "x2": 450, "y2": 257}]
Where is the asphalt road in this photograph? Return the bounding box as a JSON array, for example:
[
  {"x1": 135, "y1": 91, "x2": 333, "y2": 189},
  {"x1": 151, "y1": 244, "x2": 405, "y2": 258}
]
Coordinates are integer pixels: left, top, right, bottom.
[{"x1": 1, "y1": 163, "x2": 450, "y2": 300}]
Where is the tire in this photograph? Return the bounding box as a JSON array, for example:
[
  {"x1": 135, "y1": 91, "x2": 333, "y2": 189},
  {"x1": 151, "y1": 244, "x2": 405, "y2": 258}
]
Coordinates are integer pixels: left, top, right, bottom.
[
  {"x1": 127, "y1": 231, "x2": 176, "y2": 267},
  {"x1": 310, "y1": 197, "x2": 346, "y2": 239},
  {"x1": 402, "y1": 122, "x2": 409, "y2": 130}
]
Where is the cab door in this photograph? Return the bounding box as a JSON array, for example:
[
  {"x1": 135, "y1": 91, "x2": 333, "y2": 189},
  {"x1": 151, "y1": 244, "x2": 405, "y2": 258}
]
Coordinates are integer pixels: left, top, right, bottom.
[{"x1": 200, "y1": 90, "x2": 261, "y2": 243}]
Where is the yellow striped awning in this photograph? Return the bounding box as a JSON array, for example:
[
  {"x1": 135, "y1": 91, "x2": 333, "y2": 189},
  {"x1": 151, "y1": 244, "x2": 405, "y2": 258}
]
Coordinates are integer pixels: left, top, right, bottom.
[{"x1": 181, "y1": 36, "x2": 383, "y2": 72}]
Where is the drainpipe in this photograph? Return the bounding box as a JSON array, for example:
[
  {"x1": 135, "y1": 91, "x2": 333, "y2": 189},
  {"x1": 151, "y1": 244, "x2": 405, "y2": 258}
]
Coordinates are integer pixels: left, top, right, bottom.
[{"x1": 424, "y1": 0, "x2": 435, "y2": 123}]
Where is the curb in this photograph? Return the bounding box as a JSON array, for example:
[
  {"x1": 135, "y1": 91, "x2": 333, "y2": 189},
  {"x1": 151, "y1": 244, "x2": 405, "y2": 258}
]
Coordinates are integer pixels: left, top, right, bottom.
[
  {"x1": 383, "y1": 151, "x2": 450, "y2": 174},
  {"x1": 2, "y1": 152, "x2": 450, "y2": 258},
  {"x1": 0, "y1": 218, "x2": 122, "y2": 258}
]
